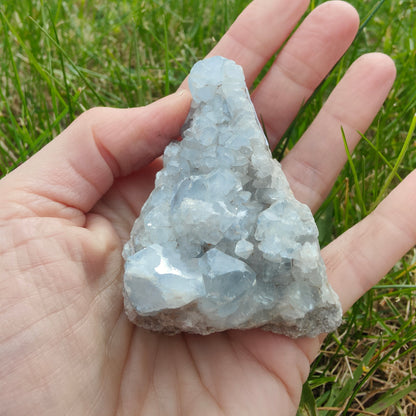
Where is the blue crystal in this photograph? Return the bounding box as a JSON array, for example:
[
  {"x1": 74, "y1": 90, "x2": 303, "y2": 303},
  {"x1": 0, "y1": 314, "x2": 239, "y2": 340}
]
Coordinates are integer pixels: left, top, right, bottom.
[{"x1": 122, "y1": 56, "x2": 342, "y2": 337}]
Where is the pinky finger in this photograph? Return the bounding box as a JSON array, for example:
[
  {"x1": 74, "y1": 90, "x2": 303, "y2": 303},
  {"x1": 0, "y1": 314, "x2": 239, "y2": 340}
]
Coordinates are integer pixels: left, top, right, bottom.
[{"x1": 322, "y1": 169, "x2": 416, "y2": 311}]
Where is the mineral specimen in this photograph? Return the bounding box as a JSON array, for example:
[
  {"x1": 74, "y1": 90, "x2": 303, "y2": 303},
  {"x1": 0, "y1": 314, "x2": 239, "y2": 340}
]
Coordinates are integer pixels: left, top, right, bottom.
[{"x1": 122, "y1": 56, "x2": 342, "y2": 338}]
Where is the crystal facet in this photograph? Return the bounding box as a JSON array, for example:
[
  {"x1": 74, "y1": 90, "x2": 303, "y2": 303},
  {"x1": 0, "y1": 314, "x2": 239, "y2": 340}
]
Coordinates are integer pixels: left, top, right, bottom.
[{"x1": 123, "y1": 56, "x2": 342, "y2": 338}]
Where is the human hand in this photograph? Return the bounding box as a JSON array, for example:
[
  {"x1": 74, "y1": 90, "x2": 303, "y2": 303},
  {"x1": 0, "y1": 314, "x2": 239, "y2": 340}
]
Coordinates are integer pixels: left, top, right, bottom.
[{"x1": 1, "y1": 1, "x2": 414, "y2": 415}]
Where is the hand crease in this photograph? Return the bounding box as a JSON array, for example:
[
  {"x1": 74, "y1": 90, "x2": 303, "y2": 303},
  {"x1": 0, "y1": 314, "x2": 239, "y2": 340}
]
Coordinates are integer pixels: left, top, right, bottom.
[
  {"x1": 182, "y1": 335, "x2": 226, "y2": 416},
  {"x1": 226, "y1": 332, "x2": 299, "y2": 413},
  {"x1": 66, "y1": 153, "x2": 107, "y2": 206},
  {"x1": 272, "y1": 56, "x2": 317, "y2": 94},
  {"x1": 283, "y1": 155, "x2": 327, "y2": 212},
  {"x1": 91, "y1": 121, "x2": 122, "y2": 179},
  {"x1": 139, "y1": 336, "x2": 159, "y2": 416},
  {"x1": 321, "y1": 101, "x2": 359, "y2": 136}
]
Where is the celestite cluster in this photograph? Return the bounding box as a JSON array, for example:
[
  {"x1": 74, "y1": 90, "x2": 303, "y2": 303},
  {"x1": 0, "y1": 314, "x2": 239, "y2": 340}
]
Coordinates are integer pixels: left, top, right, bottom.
[{"x1": 122, "y1": 56, "x2": 342, "y2": 338}]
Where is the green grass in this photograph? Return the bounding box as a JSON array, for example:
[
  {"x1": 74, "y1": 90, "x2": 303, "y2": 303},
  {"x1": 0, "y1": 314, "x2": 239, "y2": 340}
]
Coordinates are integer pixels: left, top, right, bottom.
[{"x1": 1, "y1": 0, "x2": 415, "y2": 414}]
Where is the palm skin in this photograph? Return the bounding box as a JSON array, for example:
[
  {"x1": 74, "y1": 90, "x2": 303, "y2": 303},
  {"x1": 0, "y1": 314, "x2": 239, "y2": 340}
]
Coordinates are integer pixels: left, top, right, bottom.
[{"x1": 1, "y1": 1, "x2": 415, "y2": 415}]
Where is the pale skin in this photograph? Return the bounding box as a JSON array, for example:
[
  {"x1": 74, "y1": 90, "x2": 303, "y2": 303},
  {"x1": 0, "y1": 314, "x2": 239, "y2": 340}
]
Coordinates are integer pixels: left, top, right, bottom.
[{"x1": 0, "y1": 1, "x2": 415, "y2": 415}]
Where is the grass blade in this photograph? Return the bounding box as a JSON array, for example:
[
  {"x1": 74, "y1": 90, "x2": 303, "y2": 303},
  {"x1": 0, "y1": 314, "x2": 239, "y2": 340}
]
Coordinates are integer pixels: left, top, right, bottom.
[
  {"x1": 297, "y1": 382, "x2": 318, "y2": 416},
  {"x1": 46, "y1": 7, "x2": 74, "y2": 121},
  {"x1": 27, "y1": 16, "x2": 106, "y2": 106},
  {"x1": 163, "y1": 15, "x2": 170, "y2": 96},
  {"x1": 370, "y1": 113, "x2": 416, "y2": 211},
  {"x1": 356, "y1": 0, "x2": 387, "y2": 38},
  {"x1": 366, "y1": 382, "x2": 416, "y2": 413},
  {"x1": 0, "y1": 11, "x2": 33, "y2": 139},
  {"x1": 0, "y1": 10, "x2": 66, "y2": 108},
  {"x1": 341, "y1": 127, "x2": 367, "y2": 216},
  {"x1": 359, "y1": 131, "x2": 402, "y2": 181}
]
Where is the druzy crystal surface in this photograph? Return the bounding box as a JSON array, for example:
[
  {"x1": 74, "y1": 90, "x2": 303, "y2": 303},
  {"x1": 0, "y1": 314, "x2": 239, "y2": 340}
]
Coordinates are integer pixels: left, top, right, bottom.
[{"x1": 123, "y1": 56, "x2": 342, "y2": 338}]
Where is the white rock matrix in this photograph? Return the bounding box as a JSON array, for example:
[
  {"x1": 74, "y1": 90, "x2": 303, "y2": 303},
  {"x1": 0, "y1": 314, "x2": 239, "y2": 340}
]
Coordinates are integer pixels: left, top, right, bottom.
[{"x1": 122, "y1": 56, "x2": 342, "y2": 338}]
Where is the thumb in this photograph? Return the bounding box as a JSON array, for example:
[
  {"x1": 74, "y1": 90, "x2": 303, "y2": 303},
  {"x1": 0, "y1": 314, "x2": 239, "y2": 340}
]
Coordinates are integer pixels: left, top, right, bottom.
[{"x1": 0, "y1": 90, "x2": 192, "y2": 218}]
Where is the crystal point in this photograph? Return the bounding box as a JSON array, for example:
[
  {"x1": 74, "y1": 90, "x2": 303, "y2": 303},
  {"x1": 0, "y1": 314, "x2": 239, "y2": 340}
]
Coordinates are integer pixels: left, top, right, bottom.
[{"x1": 123, "y1": 56, "x2": 342, "y2": 338}]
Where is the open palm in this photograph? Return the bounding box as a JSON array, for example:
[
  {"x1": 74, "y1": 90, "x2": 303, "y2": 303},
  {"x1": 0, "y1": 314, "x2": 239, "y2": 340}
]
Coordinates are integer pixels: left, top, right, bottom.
[{"x1": 1, "y1": 1, "x2": 414, "y2": 415}]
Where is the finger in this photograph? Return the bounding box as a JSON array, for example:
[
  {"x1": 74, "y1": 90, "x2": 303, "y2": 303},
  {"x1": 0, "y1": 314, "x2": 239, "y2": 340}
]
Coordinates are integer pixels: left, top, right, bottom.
[
  {"x1": 252, "y1": 1, "x2": 359, "y2": 147},
  {"x1": 0, "y1": 91, "x2": 192, "y2": 219},
  {"x1": 322, "y1": 169, "x2": 416, "y2": 312},
  {"x1": 181, "y1": 0, "x2": 309, "y2": 89},
  {"x1": 282, "y1": 53, "x2": 396, "y2": 212}
]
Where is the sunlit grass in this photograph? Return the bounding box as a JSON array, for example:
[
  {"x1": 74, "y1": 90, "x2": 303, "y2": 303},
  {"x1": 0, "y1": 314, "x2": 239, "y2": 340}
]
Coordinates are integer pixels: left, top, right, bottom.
[{"x1": 0, "y1": 0, "x2": 415, "y2": 413}]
